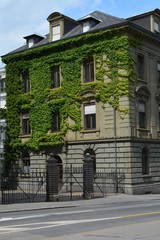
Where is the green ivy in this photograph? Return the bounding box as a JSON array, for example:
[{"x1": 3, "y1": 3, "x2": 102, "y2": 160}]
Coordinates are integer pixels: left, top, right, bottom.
[{"x1": 2, "y1": 28, "x2": 136, "y2": 166}]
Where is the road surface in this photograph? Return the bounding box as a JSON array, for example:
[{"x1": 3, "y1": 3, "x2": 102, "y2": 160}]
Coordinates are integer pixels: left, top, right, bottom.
[{"x1": 0, "y1": 198, "x2": 160, "y2": 239}]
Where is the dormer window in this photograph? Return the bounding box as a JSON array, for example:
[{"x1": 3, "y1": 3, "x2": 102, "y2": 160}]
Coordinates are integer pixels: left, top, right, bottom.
[
  {"x1": 47, "y1": 12, "x2": 78, "y2": 42},
  {"x1": 154, "y1": 19, "x2": 160, "y2": 33},
  {"x1": 82, "y1": 21, "x2": 90, "y2": 33},
  {"x1": 24, "y1": 34, "x2": 44, "y2": 48},
  {"x1": 78, "y1": 15, "x2": 100, "y2": 33},
  {"x1": 28, "y1": 38, "x2": 34, "y2": 48},
  {"x1": 52, "y1": 24, "x2": 60, "y2": 41},
  {"x1": 82, "y1": 19, "x2": 98, "y2": 33}
]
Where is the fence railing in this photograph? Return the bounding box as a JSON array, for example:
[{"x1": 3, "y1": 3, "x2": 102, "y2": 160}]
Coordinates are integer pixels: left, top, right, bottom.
[{"x1": 1, "y1": 160, "x2": 125, "y2": 204}]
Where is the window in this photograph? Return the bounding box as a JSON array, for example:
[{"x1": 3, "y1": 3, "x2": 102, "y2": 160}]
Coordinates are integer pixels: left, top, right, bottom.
[
  {"x1": 142, "y1": 147, "x2": 149, "y2": 175},
  {"x1": 83, "y1": 58, "x2": 94, "y2": 83},
  {"x1": 82, "y1": 21, "x2": 90, "y2": 33},
  {"x1": 137, "y1": 54, "x2": 145, "y2": 80},
  {"x1": 0, "y1": 125, "x2": 6, "y2": 143},
  {"x1": 138, "y1": 100, "x2": 146, "y2": 129},
  {"x1": 51, "y1": 112, "x2": 60, "y2": 132},
  {"x1": 84, "y1": 104, "x2": 96, "y2": 130},
  {"x1": 158, "y1": 105, "x2": 160, "y2": 129},
  {"x1": 21, "y1": 71, "x2": 30, "y2": 93},
  {"x1": 52, "y1": 25, "x2": 60, "y2": 41},
  {"x1": 22, "y1": 151, "x2": 30, "y2": 174},
  {"x1": 51, "y1": 66, "x2": 60, "y2": 88},
  {"x1": 0, "y1": 96, "x2": 6, "y2": 108},
  {"x1": 0, "y1": 78, "x2": 5, "y2": 93},
  {"x1": 22, "y1": 112, "x2": 31, "y2": 135},
  {"x1": 157, "y1": 63, "x2": 160, "y2": 85},
  {"x1": 28, "y1": 38, "x2": 34, "y2": 48},
  {"x1": 154, "y1": 20, "x2": 160, "y2": 33}
]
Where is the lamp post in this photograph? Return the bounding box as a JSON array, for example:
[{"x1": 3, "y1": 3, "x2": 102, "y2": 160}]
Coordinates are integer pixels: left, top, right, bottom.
[
  {"x1": 112, "y1": 56, "x2": 118, "y2": 193},
  {"x1": 113, "y1": 105, "x2": 118, "y2": 193}
]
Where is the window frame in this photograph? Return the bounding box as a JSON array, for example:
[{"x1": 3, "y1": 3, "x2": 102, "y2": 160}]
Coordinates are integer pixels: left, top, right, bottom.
[
  {"x1": 83, "y1": 57, "x2": 95, "y2": 83},
  {"x1": 21, "y1": 112, "x2": 31, "y2": 135},
  {"x1": 52, "y1": 24, "x2": 60, "y2": 41},
  {"x1": 154, "y1": 19, "x2": 160, "y2": 34},
  {"x1": 0, "y1": 125, "x2": 6, "y2": 142},
  {"x1": 157, "y1": 62, "x2": 160, "y2": 85},
  {"x1": 51, "y1": 66, "x2": 60, "y2": 88},
  {"x1": 21, "y1": 71, "x2": 30, "y2": 93},
  {"x1": 51, "y1": 111, "x2": 60, "y2": 132},
  {"x1": 0, "y1": 78, "x2": 5, "y2": 93},
  {"x1": 137, "y1": 54, "x2": 145, "y2": 81},
  {"x1": 138, "y1": 100, "x2": 146, "y2": 129},
  {"x1": 84, "y1": 103, "x2": 96, "y2": 130}
]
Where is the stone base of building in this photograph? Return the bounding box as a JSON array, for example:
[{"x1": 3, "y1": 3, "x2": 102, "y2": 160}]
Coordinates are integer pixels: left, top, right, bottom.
[{"x1": 124, "y1": 183, "x2": 160, "y2": 195}]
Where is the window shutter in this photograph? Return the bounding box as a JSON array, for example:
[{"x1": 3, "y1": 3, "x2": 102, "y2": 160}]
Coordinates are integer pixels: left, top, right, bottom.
[{"x1": 85, "y1": 105, "x2": 96, "y2": 115}]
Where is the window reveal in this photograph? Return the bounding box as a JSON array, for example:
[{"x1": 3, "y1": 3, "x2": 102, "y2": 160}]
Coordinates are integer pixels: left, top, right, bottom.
[
  {"x1": 83, "y1": 58, "x2": 94, "y2": 83},
  {"x1": 84, "y1": 104, "x2": 96, "y2": 129},
  {"x1": 22, "y1": 113, "x2": 31, "y2": 135}
]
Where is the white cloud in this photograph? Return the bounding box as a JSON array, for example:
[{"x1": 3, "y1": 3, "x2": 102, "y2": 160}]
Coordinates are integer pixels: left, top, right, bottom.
[{"x1": 1, "y1": 0, "x2": 160, "y2": 66}]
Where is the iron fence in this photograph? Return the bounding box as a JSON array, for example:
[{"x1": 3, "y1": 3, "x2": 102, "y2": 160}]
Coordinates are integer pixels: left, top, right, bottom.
[
  {"x1": 1, "y1": 165, "x2": 125, "y2": 204},
  {"x1": 1, "y1": 170, "x2": 46, "y2": 204}
]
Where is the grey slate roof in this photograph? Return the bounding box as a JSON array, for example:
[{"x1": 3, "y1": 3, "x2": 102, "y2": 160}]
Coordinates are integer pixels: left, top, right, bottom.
[
  {"x1": 3, "y1": 9, "x2": 160, "y2": 56},
  {"x1": 4, "y1": 10, "x2": 125, "y2": 55},
  {"x1": 62, "y1": 11, "x2": 125, "y2": 39}
]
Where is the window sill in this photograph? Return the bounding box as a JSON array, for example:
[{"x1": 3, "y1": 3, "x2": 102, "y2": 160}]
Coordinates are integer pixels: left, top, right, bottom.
[
  {"x1": 137, "y1": 78, "x2": 147, "y2": 83},
  {"x1": 137, "y1": 128, "x2": 150, "y2": 131},
  {"x1": 20, "y1": 134, "x2": 31, "y2": 138},
  {"x1": 80, "y1": 129, "x2": 100, "y2": 133},
  {"x1": 137, "y1": 128, "x2": 151, "y2": 138},
  {"x1": 142, "y1": 174, "x2": 151, "y2": 178},
  {"x1": 50, "y1": 86, "x2": 61, "y2": 90}
]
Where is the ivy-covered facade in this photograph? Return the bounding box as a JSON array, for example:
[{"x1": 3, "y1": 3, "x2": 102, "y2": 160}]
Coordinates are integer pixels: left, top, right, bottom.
[
  {"x1": 0, "y1": 67, "x2": 6, "y2": 175},
  {"x1": 2, "y1": 9, "x2": 160, "y2": 194}
]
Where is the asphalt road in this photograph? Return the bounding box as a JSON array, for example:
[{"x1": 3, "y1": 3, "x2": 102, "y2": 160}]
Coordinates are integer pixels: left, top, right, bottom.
[{"x1": 0, "y1": 199, "x2": 160, "y2": 240}]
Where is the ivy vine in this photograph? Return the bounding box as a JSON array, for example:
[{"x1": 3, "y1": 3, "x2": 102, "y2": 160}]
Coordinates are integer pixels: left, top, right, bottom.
[{"x1": 2, "y1": 28, "x2": 136, "y2": 166}]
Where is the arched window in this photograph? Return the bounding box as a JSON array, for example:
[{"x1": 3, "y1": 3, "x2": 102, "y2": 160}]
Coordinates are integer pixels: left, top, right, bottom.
[
  {"x1": 142, "y1": 147, "x2": 149, "y2": 175},
  {"x1": 84, "y1": 149, "x2": 96, "y2": 173}
]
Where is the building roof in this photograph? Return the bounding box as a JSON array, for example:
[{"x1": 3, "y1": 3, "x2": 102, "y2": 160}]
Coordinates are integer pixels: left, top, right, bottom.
[{"x1": 2, "y1": 8, "x2": 160, "y2": 57}]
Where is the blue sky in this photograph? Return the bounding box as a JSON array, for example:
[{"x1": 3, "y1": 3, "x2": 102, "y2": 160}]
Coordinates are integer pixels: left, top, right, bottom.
[{"x1": 0, "y1": 0, "x2": 160, "y2": 67}]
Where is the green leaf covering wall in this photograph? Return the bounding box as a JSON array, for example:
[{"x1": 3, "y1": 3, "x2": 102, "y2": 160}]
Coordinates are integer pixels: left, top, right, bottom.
[{"x1": 2, "y1": 29, "x2": 136, "y2": 167}]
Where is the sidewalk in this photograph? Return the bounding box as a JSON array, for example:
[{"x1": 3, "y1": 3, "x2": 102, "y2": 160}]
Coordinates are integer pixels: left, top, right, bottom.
[{"x1": 0, "y1": 193, "x2": 160, "y2": 213}]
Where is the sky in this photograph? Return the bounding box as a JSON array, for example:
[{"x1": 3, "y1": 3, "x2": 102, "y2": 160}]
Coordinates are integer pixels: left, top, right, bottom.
[{"x1": 0, "y1": 0, "x2": 160, "y2": 67}]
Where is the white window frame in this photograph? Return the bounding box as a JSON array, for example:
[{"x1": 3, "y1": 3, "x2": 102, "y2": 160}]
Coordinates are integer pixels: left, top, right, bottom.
[
  {"x1": 154, "y1": 20, "x2": 160, "y2": 33},
  {"x1": 138, "y1": 100, "x2": 146, "y2": 129},
  {"x1": 84, "y1": 103, "x2": 96, "y2": 130},
  {"x1": 52, "y1": 25, "x2": 60, "y2": 41}
]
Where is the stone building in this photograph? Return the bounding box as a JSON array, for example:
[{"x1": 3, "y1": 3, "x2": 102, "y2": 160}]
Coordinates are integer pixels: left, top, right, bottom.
[
  {"x1": 2, "y1": 9, "x2": 160, "y2": 194},
  {"x1": 0, "y1": 67, "x2": 6, "y2": 175}
]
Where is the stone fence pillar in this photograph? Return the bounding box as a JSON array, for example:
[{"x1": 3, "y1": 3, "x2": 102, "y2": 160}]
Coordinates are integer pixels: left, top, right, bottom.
[
  {"x1": 83, "y1": 153, "x2": 94, "y2": 199},
  {"x1": 46, "y1": 153, "x2": 58, "y2": 201}
]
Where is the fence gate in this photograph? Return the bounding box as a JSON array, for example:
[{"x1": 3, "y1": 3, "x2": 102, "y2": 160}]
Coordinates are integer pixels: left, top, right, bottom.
[
  {"x1": 1, "y1": 170, "x2": 46, "y2": 204},
  {"x1": 1, "y1": 161, "x2": 125, "y2": 204},
  {"x1": 57, "y1": 166, "x2": 125, "y2": 201}
]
